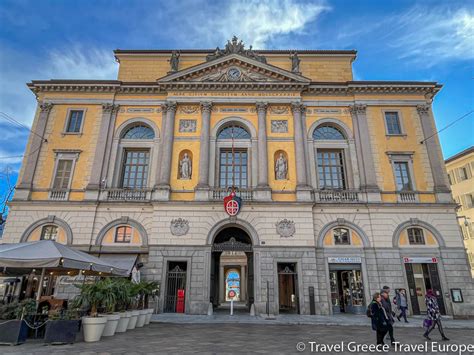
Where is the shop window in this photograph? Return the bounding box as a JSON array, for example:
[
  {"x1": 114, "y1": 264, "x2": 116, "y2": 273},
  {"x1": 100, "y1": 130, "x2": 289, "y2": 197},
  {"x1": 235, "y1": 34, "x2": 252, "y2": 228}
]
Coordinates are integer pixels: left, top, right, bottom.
[
  {"x1": 334, "y1": 228, "x2": 350, "y2": 245},
  {"x1": 40, "y1": 225, "x2": 58, "y2": 241},
  {"x1": 407, "y1": 227, "x2": 425, "y2": 245},
  {"x1": 115, "y1": 226, "x2": 132, "y2": 243}
]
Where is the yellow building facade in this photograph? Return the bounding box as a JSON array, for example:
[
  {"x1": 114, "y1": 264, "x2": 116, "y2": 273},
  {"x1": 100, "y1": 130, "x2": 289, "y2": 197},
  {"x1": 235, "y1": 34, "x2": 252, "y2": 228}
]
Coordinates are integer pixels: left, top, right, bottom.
[
  {"x1": 3, "y1": 37, "x2": 473, "y2": 317},
  {"x1": 446, "y1": 146, "x2": 474, "y2": 277}
]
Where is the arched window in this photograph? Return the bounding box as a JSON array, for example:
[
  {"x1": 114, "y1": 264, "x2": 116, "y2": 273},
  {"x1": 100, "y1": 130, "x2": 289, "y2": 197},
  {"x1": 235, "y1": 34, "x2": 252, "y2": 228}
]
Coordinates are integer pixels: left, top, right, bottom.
[
  {"x1": 407, "y1": 227, "x2": 425, "y2": 245},
  {"x1": 115, "y1": 225, "x2": 132, "y2": 243},
  {"x1": 333, "y1": 228, "x2": 350, "y2": 245},
  {"x1": 41, "y1": 225, "x2": 58, "y2": 241},
  {"x1": 313, "y1": 125, "x2": 345, "y2": 140},
  {"x1": 122, "y1": 125, "x2": 155, "y2": 139},
  {"x1": 217, "y1": 125, "x2": 250, "y2": 140}
]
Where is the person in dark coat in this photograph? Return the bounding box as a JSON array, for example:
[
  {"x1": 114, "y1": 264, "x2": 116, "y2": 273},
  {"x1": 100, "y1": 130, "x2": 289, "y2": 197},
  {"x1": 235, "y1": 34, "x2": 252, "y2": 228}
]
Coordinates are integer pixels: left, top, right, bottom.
[
  {"x1": 424, "y1": 289, "x2": 449, "y2": 341},
  {"x1": 370, "y1": 292, "x2": 390, "y2": 345},
  {"x1": 380, "y1": 287, "x2": 395, "y2": 345}
]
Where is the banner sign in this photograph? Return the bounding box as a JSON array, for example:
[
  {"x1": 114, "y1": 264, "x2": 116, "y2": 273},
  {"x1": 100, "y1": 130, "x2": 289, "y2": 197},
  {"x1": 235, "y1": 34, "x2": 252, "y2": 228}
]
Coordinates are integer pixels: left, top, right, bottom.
[
  {"x1": 328, "y1": 257, "x2": 362, "y2": 264},
  {"x1": 403, "y1": 257, "x2": 438, "y2": 264}
]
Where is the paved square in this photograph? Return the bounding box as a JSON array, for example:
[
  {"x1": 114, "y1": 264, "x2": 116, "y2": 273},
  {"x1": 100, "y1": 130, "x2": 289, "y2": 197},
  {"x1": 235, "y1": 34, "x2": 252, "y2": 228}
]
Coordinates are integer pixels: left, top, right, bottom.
[{"x1": 2, "y1": 323, "x2": 473, "y2": 355}]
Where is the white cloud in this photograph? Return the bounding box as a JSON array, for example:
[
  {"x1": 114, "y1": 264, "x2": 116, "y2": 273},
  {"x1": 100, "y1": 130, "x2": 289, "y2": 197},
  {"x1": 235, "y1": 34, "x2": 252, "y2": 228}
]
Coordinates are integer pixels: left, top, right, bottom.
[{"x1": 166, "y1": 0, "x2": 330, "y2": 49}]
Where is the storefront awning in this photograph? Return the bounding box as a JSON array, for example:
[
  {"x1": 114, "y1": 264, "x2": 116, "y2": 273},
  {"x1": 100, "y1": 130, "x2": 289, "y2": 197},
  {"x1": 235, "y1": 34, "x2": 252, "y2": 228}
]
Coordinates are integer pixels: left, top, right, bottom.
[{"x1": 99, "y1": 254, "x2": 138, "y2": 275}]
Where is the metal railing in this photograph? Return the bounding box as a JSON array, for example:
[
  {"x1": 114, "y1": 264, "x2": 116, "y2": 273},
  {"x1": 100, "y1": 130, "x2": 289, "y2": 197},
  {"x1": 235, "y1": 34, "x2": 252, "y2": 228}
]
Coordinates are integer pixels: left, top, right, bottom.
[
  {"x1": 48, "y1": 189, "x2": 68, "y2": 201},
  {"x1": 105, "y1": 188, "x2": 151, "y2": 201},
  {"x1": 398, "y1": 191, "x2": 417, "y2": 203},
  {"x1": 211, "y1": 187, "x2": 254, "y2": 201},
  {"x1": 315, "y1": 189, "x2": 360, "y2": 203}
]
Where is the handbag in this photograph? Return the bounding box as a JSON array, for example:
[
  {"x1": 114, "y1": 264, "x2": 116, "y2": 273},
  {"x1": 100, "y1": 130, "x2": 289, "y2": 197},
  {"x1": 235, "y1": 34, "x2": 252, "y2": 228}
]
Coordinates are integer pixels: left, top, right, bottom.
[{"x1": 423, "y1": 318, "x2": 433, "y2": 328}]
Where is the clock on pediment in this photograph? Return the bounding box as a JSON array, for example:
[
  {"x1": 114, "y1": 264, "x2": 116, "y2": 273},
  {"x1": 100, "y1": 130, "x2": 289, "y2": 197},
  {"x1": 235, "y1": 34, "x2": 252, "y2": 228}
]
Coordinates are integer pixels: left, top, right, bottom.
[{"x1": 227, "y1": 67, "x2": 242, "y2": 81}]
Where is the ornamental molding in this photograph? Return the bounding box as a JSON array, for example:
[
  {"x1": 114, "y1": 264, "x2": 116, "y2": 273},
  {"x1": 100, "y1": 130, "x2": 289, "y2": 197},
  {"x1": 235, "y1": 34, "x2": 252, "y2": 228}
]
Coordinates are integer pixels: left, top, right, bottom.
[
  {"x1": 162, "y1": 101, "x2": 177, "y2": 113},
  {"x1": 255, "y1": 102, "x2": 268, "y2": 113},
  {"x1": 276, "y1": 219, "x2": 296, "y2": 238},
  {"x1": 416, "y1": 104, "x2": 431, "y2": 115},
  {"x1": 196, "y1": 66, "x2": 279, "y2": 83},
  {"x1": 40, "y1": 102, "x2": 53, "y2": 113},
  {"x1": 178, "y1": 105, "x2": 199, "y2": 114},
  {"x1": 271, "y1": 120, "x2": 288, "y2": 133},
  {"x1": 102, "y1": 103, "x2": 120, "y2": 114},
  {"x1": 206, "y1": 36, "x2": 267, "y2": 64},
  {"x1": 348, "y1": 104, "x2": 367, "y2": 115},
  {"x1": 290, "y1": 102, "x2": 306, "y2": 114},
  {"x1": 212, "y1": 236, "x2": 252, "y2": 252},
  {"x1": 170, "y1": 218, "x2": 189, "y2": 236},
  {"x1": 270, "y1": 106, "x2": 289, "y2": 115},
  {"x1": 179, "y1": 119, "x2": 197, "y2": 133},
  {"x1": 200, "y1": 101, "x2": 213, "y2": 113}
]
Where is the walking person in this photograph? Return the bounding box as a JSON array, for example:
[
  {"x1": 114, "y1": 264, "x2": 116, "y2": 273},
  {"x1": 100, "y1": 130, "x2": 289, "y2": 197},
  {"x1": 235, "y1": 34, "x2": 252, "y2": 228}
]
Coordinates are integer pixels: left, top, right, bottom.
[
  {"x1": 423, "y1": 289, "x2": 449, "y2": 341},
  {"x1": 380, "y1": 287, "x2": 396, "y2": 345},
  {"x1": 395, "y1": 289, "x2": 409, "y2": 323},
  {"x1": 369, "y1": 292, "x2": 390, "y2": 346}
]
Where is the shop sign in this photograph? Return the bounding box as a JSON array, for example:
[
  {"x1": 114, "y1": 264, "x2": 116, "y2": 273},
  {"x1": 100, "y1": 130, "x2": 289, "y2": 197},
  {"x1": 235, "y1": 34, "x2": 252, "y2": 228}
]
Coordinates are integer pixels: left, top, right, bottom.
[
  {"x1": 403, "y1": 257, "x2": 438, "y2": 264},
  {"x1": 328, "y1": 257, "x2": 362, "y2": 264}
]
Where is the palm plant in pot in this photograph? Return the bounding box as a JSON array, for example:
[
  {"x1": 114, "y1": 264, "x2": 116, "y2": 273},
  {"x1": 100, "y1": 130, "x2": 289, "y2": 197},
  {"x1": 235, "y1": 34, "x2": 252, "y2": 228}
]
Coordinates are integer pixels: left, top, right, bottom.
[
  {"x1": 127, "y1": 281, "x2": 141, "y2": 330},
  {"x1": 74, "y1": 279, "x2": 111, "y2": 342},
  {"x1": 0, "y1": 299, "x2": 36, "y2": 345},
  {"x1": 114, "y1": 278, "x2": 133, "y2": 333},
  {"x1": 138, "y1": 281, "x2": 160, "y2": 325},
  {"x1": 97, "y1": 278, "x2": 120, "y2": 337}
]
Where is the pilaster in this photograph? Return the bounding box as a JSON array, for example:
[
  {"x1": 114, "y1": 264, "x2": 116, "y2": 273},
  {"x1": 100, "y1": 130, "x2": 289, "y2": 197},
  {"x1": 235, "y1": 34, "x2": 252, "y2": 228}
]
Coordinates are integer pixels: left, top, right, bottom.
[
  {"x1": 195, "y1": 101, "x2": 212, "y2": 201},
  {"x1": 15, "y1": 102, "x2": 53, "y2": 200},
  {"x1": 291, "y1": 102, "x2": 312, "y2": 201},
  {"x1": 255, "y1": 101, "x2": 271, "y2": 201},
  {"x1": 349, "y1": 104, "x2": 380, "y2": 200},
  {"x1": 417, "y1": 104, "x2": 452, "y2": 202},
  {"x1": 85, "y1": 103, "x2": 120, "y2": 200}
]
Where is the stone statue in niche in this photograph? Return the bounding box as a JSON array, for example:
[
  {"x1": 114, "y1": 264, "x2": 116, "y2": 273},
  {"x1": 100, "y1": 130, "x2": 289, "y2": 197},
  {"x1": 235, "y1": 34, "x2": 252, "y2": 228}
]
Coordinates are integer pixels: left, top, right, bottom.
[
  {"x1": 179, "y1": 153, "x2": 192, "y2": 179},
  {"x1": 169, "y1": 51, "x2": 180, "y2": 72},
  {"x1": 275, "y1": 153, "x2": 288, "y2": 180},
  {"x1": 290, "y1": 51, "x2": 300, "y2": 73}
]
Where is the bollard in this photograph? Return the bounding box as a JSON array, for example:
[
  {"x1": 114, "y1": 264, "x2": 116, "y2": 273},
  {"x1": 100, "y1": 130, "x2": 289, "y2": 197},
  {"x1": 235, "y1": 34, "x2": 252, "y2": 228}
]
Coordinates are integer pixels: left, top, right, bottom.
[
  {"x1": 207, "y1": 302, "x2": 213, "y2": 316},
  {"x1": 230, "y1": 299, "x2": 234, "y2": 316}
]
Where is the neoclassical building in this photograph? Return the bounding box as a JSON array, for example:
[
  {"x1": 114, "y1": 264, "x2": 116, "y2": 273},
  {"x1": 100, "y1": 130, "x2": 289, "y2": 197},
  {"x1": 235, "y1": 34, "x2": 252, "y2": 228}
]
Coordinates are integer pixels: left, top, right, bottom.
[{"x1": 2, "y1": 37, "x2": 473, "y2": 317}]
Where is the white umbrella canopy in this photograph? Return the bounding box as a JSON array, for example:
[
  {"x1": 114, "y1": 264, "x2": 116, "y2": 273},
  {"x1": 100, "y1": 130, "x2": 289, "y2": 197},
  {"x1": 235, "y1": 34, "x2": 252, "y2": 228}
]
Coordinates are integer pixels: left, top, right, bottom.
[{"x1": 0, "y1": 240, "x2": 128, "y2": 276}]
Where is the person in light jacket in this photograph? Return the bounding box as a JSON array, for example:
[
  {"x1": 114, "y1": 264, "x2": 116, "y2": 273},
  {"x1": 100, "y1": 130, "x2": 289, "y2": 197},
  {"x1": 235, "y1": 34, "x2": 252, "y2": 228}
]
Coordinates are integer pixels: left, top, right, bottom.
[
  {"x1": 395, "y1": 289, "x2": 409, "y2": 323},
  {"x1": 423, "y1": 289, "x2": 449, "y2": 341}
]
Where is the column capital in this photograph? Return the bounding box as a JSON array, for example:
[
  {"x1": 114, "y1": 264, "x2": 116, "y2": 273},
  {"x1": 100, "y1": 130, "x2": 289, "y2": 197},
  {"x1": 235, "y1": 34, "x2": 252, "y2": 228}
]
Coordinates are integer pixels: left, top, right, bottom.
[
  {"x1": 256, "y1": 101, "x2": 268, "y2": 113},
  {"x1": 39, "y1": 102, "x2": 53, "y2": 113},
  {"x1": 290, "y1": 101, "x2": 305, "y2": 114},
  {"x1": 162, "y1": 101, "x2": 178, "y2": 113},
  {"x1": 416, "y1": 104, "x2": 431, "y2": 115},
  {"x1": 348, "y1": 104, "x2": 367, "y2": 115},
  {"x1": 200, "y1": 101, "x2": 213, "y2": 113},
  {"x1": 101, "y1": 103, "x2": 120, "y2": 114}
]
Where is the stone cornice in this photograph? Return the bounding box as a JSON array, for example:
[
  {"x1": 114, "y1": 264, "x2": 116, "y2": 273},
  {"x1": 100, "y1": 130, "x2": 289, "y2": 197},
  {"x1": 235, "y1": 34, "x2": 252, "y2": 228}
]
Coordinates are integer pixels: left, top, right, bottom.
[{"x1": 27, "y1": 80, "x2": 442, "y2": 98}]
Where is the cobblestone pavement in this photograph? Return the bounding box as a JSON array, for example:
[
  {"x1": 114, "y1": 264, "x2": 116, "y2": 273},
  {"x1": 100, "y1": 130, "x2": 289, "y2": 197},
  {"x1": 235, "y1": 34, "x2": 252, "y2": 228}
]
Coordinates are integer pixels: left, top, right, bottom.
[{"x1": 2, "y1": 323, "x2": 473, "y2": 355}]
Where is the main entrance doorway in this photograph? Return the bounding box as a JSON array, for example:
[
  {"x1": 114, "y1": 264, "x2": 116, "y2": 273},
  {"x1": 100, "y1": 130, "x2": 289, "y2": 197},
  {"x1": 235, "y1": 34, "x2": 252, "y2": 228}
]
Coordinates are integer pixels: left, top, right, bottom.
[
  {"x1": 277, "y1": 263, "x2": 299, "y2": 314},
  {"x1": 210, "y1": 227, "x2": 254, "y2": 311},
  {"x1": 164, "y1": 261, "x2": 187, "y2": 313},
  {"x1": 329, "y1": 264, "x2": 365, "y2": 314}
]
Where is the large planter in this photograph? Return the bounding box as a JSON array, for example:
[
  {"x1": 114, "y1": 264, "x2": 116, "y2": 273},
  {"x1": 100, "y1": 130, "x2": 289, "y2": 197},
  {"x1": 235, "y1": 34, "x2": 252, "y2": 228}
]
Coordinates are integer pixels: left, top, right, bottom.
[
  {"x1": 100, "y1": 313, "x2": 120, "y2": 337},
  {"x1": 44, "y1": 320, "x2": 80, "y2": 344},
  {"x1": 135, "y1": 310, "x2": 147, "y2": 328},
  {"x1": 127, "y1": 310, "x2": 139, "y2": 330},
  {"x1": 0, "y1": 319, "x2": 29, "y2": 345},
  {"x1": 82, "y1": 316, "x2": 107, "y2": 342},
  {"x1": 145, "y1": 308, "x2": 154, "y2": 325},
  {"x1": 115, "y1": 312, "x2": 131, "y2": 333}
]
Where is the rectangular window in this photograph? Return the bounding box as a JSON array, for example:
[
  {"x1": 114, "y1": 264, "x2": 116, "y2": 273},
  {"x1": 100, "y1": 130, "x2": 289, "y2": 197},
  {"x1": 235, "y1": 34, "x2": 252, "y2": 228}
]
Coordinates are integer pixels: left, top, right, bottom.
[
  {"x1": 385, "y1": 112, "x2": 402, "y2": 135},
  {"x1": 121, "y1": 150, "x2": 149, "y2": 189},
  {"x1": 219, "y1": 149, "x2": 248, "y2": 189},
  {"x1": 334, "y1": 228, "x2": 350, "y2": 245},
  {"x1": 317, "y1": 149, "x2": 346, "y2": 189},
  {"x1": 115, "y1": 226, "x2": 132, "y2": 243},
  {"x1": 394, "y1": 161, "x2": 412, "y2": 191},
  {"x1": 407, "y1": 228, "x2": 425, "y2": 245},
  {"x1": 41, "y1": 225, "x2": 58, "y2": 241},
  {"x1": 466, "y1": 193, "x2": 474, "y2": 209},
  {"x1": 66, "y1": 110, "x2": 84, "y2": 133},
  {"x1": 53, "y1": 159, "x2": 73, "y2": 189}
]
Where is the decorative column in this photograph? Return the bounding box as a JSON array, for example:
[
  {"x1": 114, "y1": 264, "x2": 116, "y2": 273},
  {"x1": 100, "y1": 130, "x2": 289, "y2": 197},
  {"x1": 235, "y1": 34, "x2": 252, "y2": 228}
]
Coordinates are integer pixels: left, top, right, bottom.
[
  {"x1": 155, "y1": 101, "x2": 177, "y2": 201},
  {"x1": 349, "y1": 104, "x2": 380, "y2": 202},
  {"x1": 16, "y1": 102, "x2": 53, "y2": 200},
  {"x1": 85, "y1": 103, "x2": 120, "y2": 199},
  {"x1": 255, "y1": 102, "x2": 271, "y2": 201},
  {"x1": 241, "y1": 265, "x2": 247, "y2": 301},
  {"x1": 195, "y1": 101, "x2": 212, "y2": 201},
  {"x1": 417, "y1": 104, "x2": 451, "y2": 202},
  {"x1": 291, "y1": 102, "x2": 312, "y2": 201},
  {"x1": 219, "y1": 265, "x2": 225, "y2": 303}
]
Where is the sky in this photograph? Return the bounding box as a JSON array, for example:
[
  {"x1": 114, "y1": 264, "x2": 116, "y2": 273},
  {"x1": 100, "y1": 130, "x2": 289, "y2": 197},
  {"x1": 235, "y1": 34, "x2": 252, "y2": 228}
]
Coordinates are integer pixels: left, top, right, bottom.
[{"x1": 0, "y1": 0, "x2": 473, "y2": 203}]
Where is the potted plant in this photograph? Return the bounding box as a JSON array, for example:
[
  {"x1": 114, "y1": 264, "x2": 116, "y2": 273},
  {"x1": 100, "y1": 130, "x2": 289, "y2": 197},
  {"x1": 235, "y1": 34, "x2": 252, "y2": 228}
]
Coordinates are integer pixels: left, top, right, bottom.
[
  {"x1": 43, "y1": 308, "x2": 81, "y2": 344},
  {"x1": 127, "y1": 282, "x2": 140, "y2": 330},
  {"x1": 97, "y1": 278, "x2": 120, "y2": 337},
  {"x1": 74, "y1": 280, "x2": 109, "y2": 342},
  {"x1": 0, "y1": 299, "x2": 36, "y2": 345},
  {"x1": 114, "y1": 279, "x2": 132, "y2": 333},
  {"x1": 137, "y1": 281, "x2": 159, "y2": 325}
]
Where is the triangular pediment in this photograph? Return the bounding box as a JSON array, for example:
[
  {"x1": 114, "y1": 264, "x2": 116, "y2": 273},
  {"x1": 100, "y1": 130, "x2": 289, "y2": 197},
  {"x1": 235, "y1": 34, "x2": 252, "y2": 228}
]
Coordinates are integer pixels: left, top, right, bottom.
[{"x1": 158, "y1": 54, "x2": 310, "y2": 85}]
